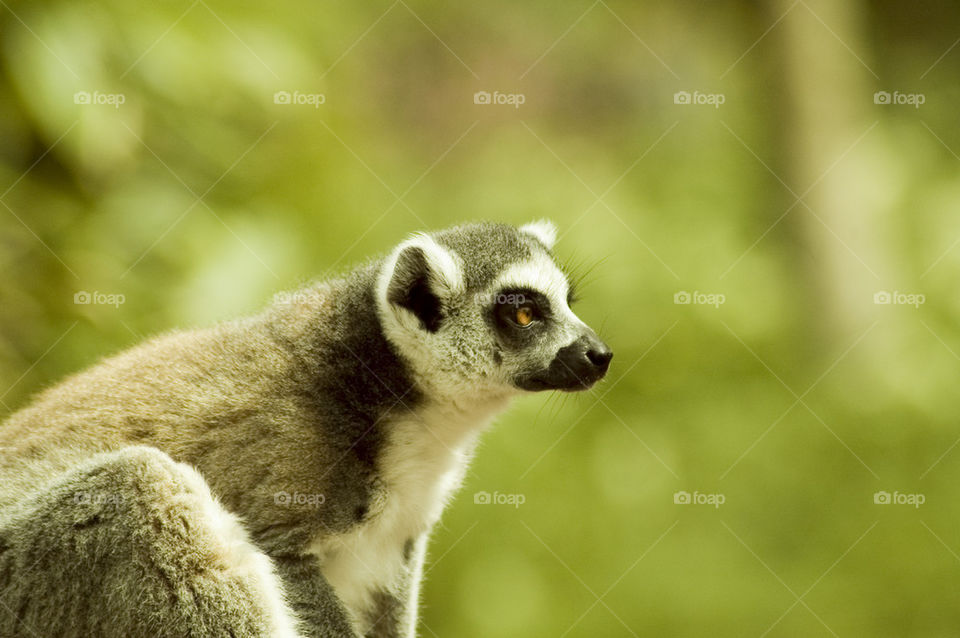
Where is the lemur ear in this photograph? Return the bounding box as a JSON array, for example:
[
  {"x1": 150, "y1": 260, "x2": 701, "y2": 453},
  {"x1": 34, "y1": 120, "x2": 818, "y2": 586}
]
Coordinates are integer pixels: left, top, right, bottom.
[
  {"x1": 384, "y1": 235, "x2": 462, "y2": 333},
  {"x1": 520, "y1": 219, "x2": 557, "y2": 250}
]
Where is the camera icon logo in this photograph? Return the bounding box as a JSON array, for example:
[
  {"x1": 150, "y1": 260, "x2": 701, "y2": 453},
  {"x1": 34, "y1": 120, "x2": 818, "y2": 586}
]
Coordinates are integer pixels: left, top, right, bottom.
[
  {"x1": 873, "y1": 290, "x2": 892, "y2": 305},
  {"x1": 74, "y1": 291, "x2": 92, "y2": 305},
  {"x1": 674, "y1": 291, "x2": 692, "y2": 305},
  {"x1": 873, "y1": 491, "x2": 891, "y2": 504},
  {"x1": 673, "y1": 490, "x2": 691, "y2": 504},
  {"x1": 673, "y1": 91, "x2": 691, "y2": 105},
  {"x1": 473, "y1": 490, "x2": 491, "y2": 504},
  {"x1": 473, "y1": 91, "x2": 491, "y2": 105},
  {"x1": 273, "y1": 491, "x2": 291, "y2": 506},
  {"x1": 873, "y1": 91, "x2": 891, "y2": 105},
  {"x1": 73, "y1": 91, "x2": 91, "y2": 105},
  {"x1": 273, "y1": 91, "x2": 292, "y2": 105}
]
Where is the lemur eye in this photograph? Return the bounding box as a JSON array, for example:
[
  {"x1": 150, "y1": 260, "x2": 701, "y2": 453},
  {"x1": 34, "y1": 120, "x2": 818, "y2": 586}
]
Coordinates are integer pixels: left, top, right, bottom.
[
  {"x1": 492, "y1": 290, "x2": 547, "y2": 330},
  {"x1": 515, "y1": 306, "x2": 534, "y2": 326}
]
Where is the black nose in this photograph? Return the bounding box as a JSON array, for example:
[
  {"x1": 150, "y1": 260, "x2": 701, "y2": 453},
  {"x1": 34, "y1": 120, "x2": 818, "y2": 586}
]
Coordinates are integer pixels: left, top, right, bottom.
[
  {"x1": 514, "y1": 334, "x2": 613, "y2": 392},
  {"x1": 587, "y1": 345, "x2": 613, "y2": 371}
]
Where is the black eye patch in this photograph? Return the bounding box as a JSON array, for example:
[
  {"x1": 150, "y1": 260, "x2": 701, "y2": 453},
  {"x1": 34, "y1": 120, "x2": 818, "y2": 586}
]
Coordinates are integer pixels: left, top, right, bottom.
[{"x1": 489, "y1": 288, "x2": 552, "y2": 347}]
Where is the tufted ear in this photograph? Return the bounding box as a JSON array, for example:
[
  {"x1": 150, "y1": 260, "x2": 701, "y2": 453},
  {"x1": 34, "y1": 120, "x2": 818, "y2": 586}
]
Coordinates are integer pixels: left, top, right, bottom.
[
  {"x1": 383, "y1": 235, "x2": 462, "y2": 333},
  {"x1": 520, "y1": 219, "x2": 557, "y2": 250}
]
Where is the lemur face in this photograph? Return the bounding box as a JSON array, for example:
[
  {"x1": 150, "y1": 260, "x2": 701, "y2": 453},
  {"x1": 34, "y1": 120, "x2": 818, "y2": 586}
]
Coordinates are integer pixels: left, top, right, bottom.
[{"x1": 376, "y1": 221, "x2": 612, "y2": 399}]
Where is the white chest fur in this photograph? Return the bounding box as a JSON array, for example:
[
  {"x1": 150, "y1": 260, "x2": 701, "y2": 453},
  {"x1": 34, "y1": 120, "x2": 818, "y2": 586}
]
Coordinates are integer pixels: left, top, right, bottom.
[{"x1": 307, "y1": 398, "x2": 506, "y2": 634}]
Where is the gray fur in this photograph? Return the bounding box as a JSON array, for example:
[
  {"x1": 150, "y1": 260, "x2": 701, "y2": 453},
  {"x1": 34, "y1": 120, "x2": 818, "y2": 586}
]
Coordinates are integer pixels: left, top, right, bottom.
[
  {"x1": 433, "y1": 222, "x2": 536, "y2": 289},
  {"x1": 0, "y1": 221, "x2": 610, "y2": 637},
  {"x1": 0, "y1": 446, "x2": 329, "y2": 637}
]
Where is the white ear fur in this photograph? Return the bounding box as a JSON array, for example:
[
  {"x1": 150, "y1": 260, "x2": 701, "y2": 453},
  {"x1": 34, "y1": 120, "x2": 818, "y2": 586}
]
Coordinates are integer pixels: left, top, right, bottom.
[
  {"x1": 520, "y1": 219, "x2": 557, "y2": 250},
  {"x1": 405, "y1": 233, "x2": 463, "y2": 297},
  {"x1": 376, "y1": 233, "x2": 464, "y2": 322}
]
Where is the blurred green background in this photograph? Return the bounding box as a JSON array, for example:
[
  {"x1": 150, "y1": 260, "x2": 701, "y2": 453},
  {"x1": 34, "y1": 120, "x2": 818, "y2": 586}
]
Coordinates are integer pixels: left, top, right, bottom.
[{"x1": 2, "y1": 0, "x2": 960, "y2": 635}]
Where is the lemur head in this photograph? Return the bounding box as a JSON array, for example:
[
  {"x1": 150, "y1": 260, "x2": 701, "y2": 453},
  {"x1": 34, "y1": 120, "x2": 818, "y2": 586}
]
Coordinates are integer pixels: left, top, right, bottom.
[{"x1": 376, "y1": 221, "x2": 612, "y2": 400}]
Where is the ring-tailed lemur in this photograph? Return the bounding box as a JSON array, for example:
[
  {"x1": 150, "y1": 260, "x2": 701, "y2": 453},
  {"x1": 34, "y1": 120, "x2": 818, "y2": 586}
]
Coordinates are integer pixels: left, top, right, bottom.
[{"x1": 0, "y1": 221, "x2": 611, "y2": 638}]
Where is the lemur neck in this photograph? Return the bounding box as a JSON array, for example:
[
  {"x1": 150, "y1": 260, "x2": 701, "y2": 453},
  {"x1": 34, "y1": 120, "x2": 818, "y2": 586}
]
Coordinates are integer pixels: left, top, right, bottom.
[
  {"x1": 422, "y1": 392, "x2": 513, "y2": 450},
  {"x1": 263, "y1": 265, "x2": 513, "y2": 444},
  {"x1": 264, "y1": 264, "x2": 424, "y2": 426}
]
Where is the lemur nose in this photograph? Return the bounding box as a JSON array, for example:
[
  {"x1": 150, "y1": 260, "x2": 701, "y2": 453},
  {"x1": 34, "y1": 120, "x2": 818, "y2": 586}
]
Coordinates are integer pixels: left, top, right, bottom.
[{"x1": 586, "y1": 345, "x2": 613, "y2": 371}]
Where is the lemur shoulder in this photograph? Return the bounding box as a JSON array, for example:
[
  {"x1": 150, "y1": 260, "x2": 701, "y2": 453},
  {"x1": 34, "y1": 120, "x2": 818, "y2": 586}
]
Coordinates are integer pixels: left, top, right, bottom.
[{"x1": 0, "y1": 221, "x2": 612, "y2": 638}]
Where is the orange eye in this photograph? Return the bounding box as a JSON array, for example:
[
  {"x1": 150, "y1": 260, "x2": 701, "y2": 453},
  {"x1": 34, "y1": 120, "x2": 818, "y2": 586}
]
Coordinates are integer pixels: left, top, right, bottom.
[{"x1": 515, "y1": 306, "x2": 534, "y2": 326}]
